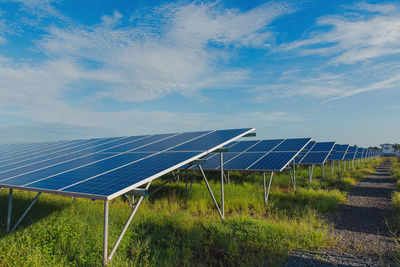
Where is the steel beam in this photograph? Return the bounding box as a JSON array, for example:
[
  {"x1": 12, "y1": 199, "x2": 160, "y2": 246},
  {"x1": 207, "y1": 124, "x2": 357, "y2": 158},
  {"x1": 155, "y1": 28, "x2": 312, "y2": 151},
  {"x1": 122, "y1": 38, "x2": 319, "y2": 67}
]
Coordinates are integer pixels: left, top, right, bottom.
[{"x1": 6, "y1": 189, "x2": 13, "y2": 233}]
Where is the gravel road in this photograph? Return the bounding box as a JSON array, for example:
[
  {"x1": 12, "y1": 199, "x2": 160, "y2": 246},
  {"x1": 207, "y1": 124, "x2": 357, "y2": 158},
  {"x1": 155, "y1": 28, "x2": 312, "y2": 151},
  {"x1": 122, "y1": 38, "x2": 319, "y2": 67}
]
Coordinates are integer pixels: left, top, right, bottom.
[{"x1": 284, "y1": 159, "x2": 398, "y2": 266}]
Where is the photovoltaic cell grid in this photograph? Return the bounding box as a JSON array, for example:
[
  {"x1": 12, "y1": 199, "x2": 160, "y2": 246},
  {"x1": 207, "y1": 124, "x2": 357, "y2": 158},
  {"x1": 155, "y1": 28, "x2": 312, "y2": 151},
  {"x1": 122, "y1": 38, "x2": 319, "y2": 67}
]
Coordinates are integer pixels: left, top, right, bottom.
[
  {"x1": 355, "y1": 148, "x2": 364, "y2": 159},
  {"x1": 294, "y1": 141, "x2": 315, "y2": 164},
  {"x1": 198, "y1": 138, "x2": 311, "y2": 172},
  {"x1": 299, "y1": 142, "x2": 336, "y2": 164},
  {"x1": 328, "y1": 144, "x2": 350, "y2": 161},
  {"x1": 343, "y1": 146, "x2": 358, "y2": 160},
  {"x1": 0, "y1": 128, "x2": 254, "y2": 200}
]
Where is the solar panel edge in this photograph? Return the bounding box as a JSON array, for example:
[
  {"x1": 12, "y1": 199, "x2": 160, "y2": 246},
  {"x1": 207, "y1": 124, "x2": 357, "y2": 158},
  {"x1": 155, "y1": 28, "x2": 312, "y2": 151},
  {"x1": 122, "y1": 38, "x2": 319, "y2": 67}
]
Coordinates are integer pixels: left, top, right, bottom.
[
  {"x1": 105, "y1": 127, "x2": 255, "y2": 200},
  {"x1": 279, "y1": 138, "x2": 312, "y2": 171},
  {"x1": 0, "y1": 184, "x2": 107, "y2": 200}
]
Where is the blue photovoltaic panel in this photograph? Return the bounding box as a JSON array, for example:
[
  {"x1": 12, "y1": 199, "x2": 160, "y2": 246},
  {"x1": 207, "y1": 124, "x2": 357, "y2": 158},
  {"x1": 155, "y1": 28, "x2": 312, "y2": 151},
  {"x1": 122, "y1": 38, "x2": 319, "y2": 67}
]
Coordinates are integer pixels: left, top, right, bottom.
[
  {"x1": 248, "y1": 152, "x2": 298, "y2": 171},
  {"x1": 199, "y1": 138, "x2": 309, "y2": 172},
  {"x1": 224, "y1": 152, "x2": 265, "y2": 170},
  {"x1": 343, "y1": 146, "x2": 358, "y2": 160},
  {"x1": 0, "y1": 137, "x2": 122, "y2": 167},
  {"x1": 135, "y1": 131, "x2": 209, "y2": 151},
  {"x1": 299, "y1": 142, "x2": 335, "y2": 165},
  {"x1": 246, "y1": 139, "x2": 284, "y2": 152},
  {"x1": 294, "y1": 141, "x2": 316, "y2": 164},
  {"x1": 0, "y1": 139, "x2": 95, "y2": 160},
  {"x1": 0, "y1": 128, "x2": 254, "y2": 199},
  {"x1": 273, "y1": 138, "x2": 311, "y2": 152},
  {"x1": 361, "y1": 148, "x2": 367, "y2": 158},
  {"x1": 169, "y1": 129, "x2": 253, "y2": 152},
  {"x1": 328, "y1": 144, "x2": 349, "y2": 161},
  {"x1": 227, "y1": 140, "x2": 260, "y2": 152},
  {"x1": 355, "y1": 148, "x2": 363, "y2": 159},
  {"x1": 0, "y1": 136, "x2": 145, "y2": 173},
  {"x1": 199, "y1": 153, "x2": 238, "y2": 170},
  {"x1": 310, "y1": 142, "x2": 335, "y2": 152},
  {"x1": 60, "y1": 152, "x2": 202, "y2": 197},
  {"x1": 300, "y1": 153, "x2": 329, "y2": 164}
]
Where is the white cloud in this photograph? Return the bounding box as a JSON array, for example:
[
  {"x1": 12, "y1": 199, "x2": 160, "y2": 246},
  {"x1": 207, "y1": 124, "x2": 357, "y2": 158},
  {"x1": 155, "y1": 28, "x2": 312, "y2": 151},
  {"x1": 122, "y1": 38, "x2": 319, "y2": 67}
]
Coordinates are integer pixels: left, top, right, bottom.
[
  {"x1": 33, "y1": 2, "x2": 293, "y2": 102},
  {"x1": 0, "y1": 1, "x2": 299, "y2": 142},
  {"x1": 280, "y1": 3, "x2": 400, "y2": 64}
]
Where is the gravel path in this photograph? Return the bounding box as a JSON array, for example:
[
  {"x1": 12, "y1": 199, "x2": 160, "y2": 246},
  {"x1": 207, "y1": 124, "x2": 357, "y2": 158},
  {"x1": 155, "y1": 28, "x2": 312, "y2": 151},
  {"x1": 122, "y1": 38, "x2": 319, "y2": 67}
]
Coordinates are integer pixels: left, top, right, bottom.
[{"x1": 284, "y1": 159, "x2": 398, "y2": 266}]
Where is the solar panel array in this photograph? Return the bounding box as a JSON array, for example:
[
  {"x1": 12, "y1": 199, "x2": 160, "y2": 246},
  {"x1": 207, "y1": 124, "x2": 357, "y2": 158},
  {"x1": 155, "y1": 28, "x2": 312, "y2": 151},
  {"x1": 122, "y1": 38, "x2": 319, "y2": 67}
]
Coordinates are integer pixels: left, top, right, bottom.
[
  {"x1": 0, "y1": 128, "x2": 254, "y2": 200},
  {"x1": 299, "y1": 142, "x2": 336, "y2": 165},
  {"x1": 197, "y1": 138, "x2": 311, "y2": 172}
]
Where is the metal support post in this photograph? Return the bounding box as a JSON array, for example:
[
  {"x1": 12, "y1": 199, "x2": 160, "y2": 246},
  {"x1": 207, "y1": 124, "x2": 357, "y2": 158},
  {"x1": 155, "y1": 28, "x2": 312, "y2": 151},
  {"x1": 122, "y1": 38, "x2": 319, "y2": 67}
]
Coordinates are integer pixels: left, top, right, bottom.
[
  {"x1": 344, "y1": 161, "x2": 346, "y2": 171},
  {"x1": 6, "y1": 189, "x2": 13, "y2": 233},
  {"x1": 103, "y1": 200, "x2": 109, "y2": 266},
  {"x1": 321, "y1": 164, "x2": 325, "y2": 178},
  {"x1": 309, "y1": 164, "x2": 314, "y2": 183},
  {"x1": 198, "y1": 165, "x2": 224, "y2": 219},
  {"x1": 352, "y1": 160, "x2": 354, "y2": 169},
  {"x1": 263, "y1": 172, "x2": 274, "y2": 206},
  {"x1": 227, "y1": 171, "x2": 230, "y2": 184},
  {"x1": 289, "y1": 170, "x2": 294, "y2": 190},
  {"x1": 220, "y1": 152, "x2": 224, "y2": 218},
  {"x1": 331, "y1": 161, "x2": 334, "y2": 174},
  {"x1": 292, "y1": 161, "x2": 296, "y2": 191}
]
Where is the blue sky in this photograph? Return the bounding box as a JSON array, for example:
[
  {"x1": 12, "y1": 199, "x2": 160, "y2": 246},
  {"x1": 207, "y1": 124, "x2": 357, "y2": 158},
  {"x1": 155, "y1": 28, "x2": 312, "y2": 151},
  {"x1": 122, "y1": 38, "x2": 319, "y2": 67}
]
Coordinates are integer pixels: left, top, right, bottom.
[{"x1": 0, "y1": 0, "x2": 399, "y2": 146}]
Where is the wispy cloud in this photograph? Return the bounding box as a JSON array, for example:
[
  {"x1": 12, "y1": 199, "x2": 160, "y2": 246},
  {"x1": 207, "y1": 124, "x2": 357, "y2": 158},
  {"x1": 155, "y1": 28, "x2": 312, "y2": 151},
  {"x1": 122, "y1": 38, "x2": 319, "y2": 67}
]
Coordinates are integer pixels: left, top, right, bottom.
[
  {"x1": 280, "y1": 3, "x2": 400, "y2": 64},
  {"x1": 0, "y1": 1, "x2": 297, "y2": 141}
]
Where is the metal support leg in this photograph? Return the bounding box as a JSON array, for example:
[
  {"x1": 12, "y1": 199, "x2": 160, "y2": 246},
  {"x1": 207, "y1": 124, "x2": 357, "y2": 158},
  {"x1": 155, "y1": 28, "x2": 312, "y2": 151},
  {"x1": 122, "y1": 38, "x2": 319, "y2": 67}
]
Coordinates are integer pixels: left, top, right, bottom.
[
  {"x1": 289, "y1": 170, "x2": 294, "y2": 190},
  {"x1": 309, "y1": 164, "x2": 314, "y2": 183},
  {"x1": 338, "y1": 160, "x2": 340, "y2": 173},
  {"x1": 263, "y1": 172, "x2": 274, "y2": 206},
  {"x1": 220, "y1": 152, "x2": 224, "y2": 218},
  {"x1": 105, "y1": 182, "x2": 152, "y2": 265},
  {"x1": 103, "y1": 200, "x2": 109, "y2": 266},
  {"x1": 292, "y1": 161, "x2": 296, "y2": 191},
  {"x1": 331, "y1": 161, "x2": 334, "y2": 174},
  {"x1": 227, "y1": 171, "x2": 230, "y2": 184},
  {"x1": 6, "y1": 189, "x2": 13, "y2": 233},
  {"x1": 198, "y1": 165, "x2": 224, "y2": 219},
  {"x1": 344, "y1": 161, "x2": 346, "y2": 171},
  {"x1": 321, "y1": 164, "x2": 325, "y2": 178}
]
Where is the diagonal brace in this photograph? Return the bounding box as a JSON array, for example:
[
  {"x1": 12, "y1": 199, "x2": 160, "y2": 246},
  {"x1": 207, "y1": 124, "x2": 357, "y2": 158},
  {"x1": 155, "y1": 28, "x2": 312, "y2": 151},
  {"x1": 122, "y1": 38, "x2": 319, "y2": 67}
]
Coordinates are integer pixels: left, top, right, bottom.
[
  {"x1": 6, "y1": 190, "x2": 41, "y2": 233},
  {"x1": 198, "y1": 165, "x2": 224, "y2": 219},
  {"x1": 104, "y1": 181, "x2": 152, "y2": 265}
]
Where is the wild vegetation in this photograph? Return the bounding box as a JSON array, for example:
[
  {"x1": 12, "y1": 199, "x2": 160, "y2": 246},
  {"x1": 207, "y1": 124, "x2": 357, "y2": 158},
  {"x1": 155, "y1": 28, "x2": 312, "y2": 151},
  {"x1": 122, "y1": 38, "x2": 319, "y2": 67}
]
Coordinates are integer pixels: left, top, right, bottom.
[
  {"x1": 0, "y1": 158, "x2": 381, "y2": 266},
  {"x1": 390, "y1": 156, "x2": 400, "y2": 262}
]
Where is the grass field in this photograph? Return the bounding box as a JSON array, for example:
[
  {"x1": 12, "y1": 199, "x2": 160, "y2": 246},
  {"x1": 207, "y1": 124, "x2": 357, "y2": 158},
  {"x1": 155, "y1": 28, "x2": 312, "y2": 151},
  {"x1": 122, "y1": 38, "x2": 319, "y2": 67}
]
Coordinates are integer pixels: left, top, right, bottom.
[
  {"x1": 0, "y1": 158, "x2": 381, "y2": 266},
  {"x1": 390, "y1": 157, "x2": 400, "y2": 262}
]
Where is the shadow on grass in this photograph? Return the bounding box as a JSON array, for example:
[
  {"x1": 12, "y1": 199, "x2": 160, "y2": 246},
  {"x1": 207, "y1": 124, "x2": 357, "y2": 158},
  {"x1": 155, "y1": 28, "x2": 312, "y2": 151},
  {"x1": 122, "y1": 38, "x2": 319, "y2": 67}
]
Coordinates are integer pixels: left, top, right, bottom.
[
  {"x1": 0, "y1": 190, "x2": 71, "y2": 236},
  {"x1": 124, "y1": 217, "x2": 289, "y2": 267}
]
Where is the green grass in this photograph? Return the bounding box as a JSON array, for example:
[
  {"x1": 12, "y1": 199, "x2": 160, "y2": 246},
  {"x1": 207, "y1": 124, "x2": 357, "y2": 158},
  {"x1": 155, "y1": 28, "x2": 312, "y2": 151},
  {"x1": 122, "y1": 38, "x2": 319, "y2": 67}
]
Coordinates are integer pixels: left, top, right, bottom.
[
  {"x1": 0, "y1": 159, "x2": 380, "y2": 266},
  {"x1": 390, "y1": 157, "x2": 400, "y2": 263}
]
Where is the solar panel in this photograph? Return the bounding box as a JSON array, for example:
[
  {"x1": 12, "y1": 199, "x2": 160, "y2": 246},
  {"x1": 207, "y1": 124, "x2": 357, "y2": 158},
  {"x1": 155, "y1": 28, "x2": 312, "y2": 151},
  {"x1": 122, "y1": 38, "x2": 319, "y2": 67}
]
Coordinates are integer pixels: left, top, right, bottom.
[
  {"x1": 328, "y1": 144, "x2": 349, "y2": 161},
  {"x1": 343, "y1": 146, "x2": 358, "y2": 160},
  {"x1": 294, "y1": 141, "x2": 316, "y2": 164},
  {"x1": 199, "y1": 138, "x2": 311, "y2": 172},
  {"x1": 355, "y1": 148, "x2": 364, "y2": 159},
  {"x1": 0, "y1": 128, "x2": 254, "y2": 200},
  {"x1": 299, "y1": 142, "x2": 335, "y2": 165}
]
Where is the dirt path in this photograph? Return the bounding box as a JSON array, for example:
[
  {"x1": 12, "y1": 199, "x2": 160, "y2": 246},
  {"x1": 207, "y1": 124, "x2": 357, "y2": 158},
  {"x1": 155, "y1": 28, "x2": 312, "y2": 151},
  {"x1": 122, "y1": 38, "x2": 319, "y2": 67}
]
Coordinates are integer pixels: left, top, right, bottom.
[{"x1": 285, "y1": 159, "x2": 398, "y2": 266}]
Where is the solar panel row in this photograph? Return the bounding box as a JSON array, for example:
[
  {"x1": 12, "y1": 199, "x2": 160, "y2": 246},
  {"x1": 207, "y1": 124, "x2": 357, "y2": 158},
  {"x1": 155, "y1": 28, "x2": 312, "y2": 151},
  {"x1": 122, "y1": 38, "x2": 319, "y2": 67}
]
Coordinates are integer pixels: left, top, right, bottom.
[
  {"x1": 197, "y1": 138, "x2": 311, "y2": 172},
  {"x1": 0, "y1": 128, "x2": 255, "y2": 200}
]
